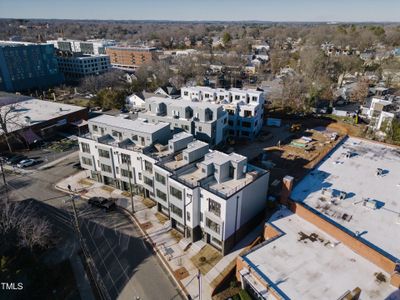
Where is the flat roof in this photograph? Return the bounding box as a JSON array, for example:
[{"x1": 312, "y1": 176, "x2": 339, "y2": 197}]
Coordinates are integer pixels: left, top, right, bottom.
[
  {"x1": 291, "y1": 137, "x2": 400, "y2": 260},
  {"x1": 89, "y1": 114, "x2": 170, "y2": 134},
  {"x1": 145, "y1": 96, "x2": 222, "y2": 109},
  {"x1": 0, "y1": 98, "x2": 85, "y2": 135},
  {"x1": 243, "y1": 208, "x2": 396, "y2": 300}
]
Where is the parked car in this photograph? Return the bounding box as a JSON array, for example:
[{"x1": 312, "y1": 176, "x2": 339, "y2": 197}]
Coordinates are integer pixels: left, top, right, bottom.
[
  {"x1": 17, "y1": 159, "x2": 36, "y2": 168},
  {"x1": 8, "y1": 155, "x2": 27, "y2": 165},
  {"x1": 72, "y1": 162, "x2": 83, "y2": 170},
  {"x1": 88, "y1": 197, "x2": 116, "y2": 211}
]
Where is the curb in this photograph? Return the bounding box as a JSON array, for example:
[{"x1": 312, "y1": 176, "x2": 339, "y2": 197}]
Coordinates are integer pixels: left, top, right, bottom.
[
  {"x1": 118, "y1": 206, "x2": 189, "y2": 300},
  {"x1": 55, "y1": 184, "x2": 189, "y2": 299}
]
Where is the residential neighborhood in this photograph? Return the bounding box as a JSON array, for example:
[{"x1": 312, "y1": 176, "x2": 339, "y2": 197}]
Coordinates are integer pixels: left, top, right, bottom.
[{"x1": 1, "y1": 1, "x2": 400, "y2": 300}]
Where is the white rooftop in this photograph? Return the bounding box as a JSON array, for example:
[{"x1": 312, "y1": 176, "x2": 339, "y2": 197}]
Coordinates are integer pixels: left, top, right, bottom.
[
  {"x1": 89, "y1": 114, "x2": 170, "y2": 134},
  {"x1": 291, "y1": 137, "x2": 400, "y2": 260},
  {"x1": 0, "y1": 98, "x2": 85, "y2": 135},
  {"x1": 244, "y1": 208, "x2": 396, "y2": 300}
]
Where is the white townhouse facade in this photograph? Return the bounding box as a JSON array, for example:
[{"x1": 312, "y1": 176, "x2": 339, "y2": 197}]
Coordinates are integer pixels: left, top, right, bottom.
[
  {"x1": 138, "y1": 96, "x2": 227, "y2": 147},
  {"x1": 180, "y1": 86, "x2": 265, "y2": 140},
  {"x1": 78, "y1": 115, "x2": 270, "y2": 254}
]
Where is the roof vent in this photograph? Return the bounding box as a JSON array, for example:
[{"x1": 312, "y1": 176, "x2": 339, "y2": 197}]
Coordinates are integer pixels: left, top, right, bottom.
[{"x1": 363, "y1": 198, "x2": 377, "y2": 210}]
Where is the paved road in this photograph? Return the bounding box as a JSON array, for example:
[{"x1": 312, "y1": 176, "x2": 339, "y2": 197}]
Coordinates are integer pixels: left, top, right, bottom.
[{"x1": 0, "y1": 153, "x2": 182, "y2": 300}]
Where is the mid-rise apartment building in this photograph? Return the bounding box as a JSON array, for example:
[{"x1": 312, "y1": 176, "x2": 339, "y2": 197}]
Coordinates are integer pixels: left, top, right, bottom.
[
  {"x1": 47, "y1": 38, "x2": 116, "y2": 55},
  {"x1": 78, "y1": 115, "x2": 270, "y2": 254},
  {"x1": 181, "y1": 86, "x2": 265, "y2": 140},
  {"x1": 0, "y1": 41, "x2": 64, "y2": 92},
  {"x1": 56, "y1": 52, "x2": 111, "y2": 81},
  {"x1": 105, "y1": 46, "x2": 157, "y2": 69},
  {"x1": 138, "y1": 96, "x2": 228, "y2": 146}
]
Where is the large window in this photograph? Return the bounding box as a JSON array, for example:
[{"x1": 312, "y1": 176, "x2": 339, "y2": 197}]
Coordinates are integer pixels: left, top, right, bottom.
[
  {"x1": 206, "y1": 218, "x2": 220, "y2": 234},
  {"x1": 170, "y1": 186, "x2": 182, "y2": 200},
  {"x1": 81, "y1": 156, "x2": 92, "y2": 166},
  {"x1": 242, "y1": 121, "x2": 251, "y2": 128},
  {"x1": 170, "y1": 204, "x2": 183, "y2": 217},
  {"x1": 81, "y1": 142, "x2": 90, "y2": 153},
  {"x1": 101, "y1": 164, "x2": 112, "y2": 173},
  {"x1": 144, "y1": 160, "x2": 153, "y2": 173},
  {"x1": 208, "y1": 199, "x2": 221, "y2": 217},
  {"x1": 121, "y1": 169, "x2": 132, "y2": 178},
  {"x1": 121, "y1": 153, "x2": 131, "y2": 164},
  {"x1": 244, "y1": 110, "x2": 252, "y2": 118},
  {"x1": 156, "y1": 189, "x2": 167, "y2": 201},
  {"x1": 143, "y1": 176, "x2": 153, "y2": 187},
  {"x1": 98, "y1": 149, "x2": 110, "y2": 158},
  {"x1": 155, "y1": 172, "x2": 166, "y2": 185}
]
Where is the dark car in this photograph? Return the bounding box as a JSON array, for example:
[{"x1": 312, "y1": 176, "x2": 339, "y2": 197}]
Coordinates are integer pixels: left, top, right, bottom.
[
  {"x1": 88, "y1": 197, "x2": 116, "y2": 211},
  {"x1": 72, "y1": 162, "x2": 83, "y2": 170},
  {"x1": 8, "y1": 155, "x2": 28, "y2": 165}
]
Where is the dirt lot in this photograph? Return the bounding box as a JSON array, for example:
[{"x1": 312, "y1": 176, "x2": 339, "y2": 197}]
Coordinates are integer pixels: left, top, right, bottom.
[{"x1": 243, "y1": 118, "x2": 349, "y2": 196}]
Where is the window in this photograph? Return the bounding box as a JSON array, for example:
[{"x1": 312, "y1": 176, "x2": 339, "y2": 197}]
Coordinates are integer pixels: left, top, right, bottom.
[
  {"x1": 187, "y1": 212, "x2": 191, "y2": 222},
  {"x1": 244, "y1": 110, "x2": 252, "y2": 118},
  {"x1": 132, "y1": 135, "x2": 138, "y2": 141},
  {"x1": 252, "y1": 96, "x2": 258, "y2": 102},
  {"x1": 156, "y1": 189, "x2": 167, "y2": 201},
  {"x1": 200, "y1": 212, "x2": 203, "y2": 222},
  {"x1": 242, "y1": 121, "x2": 251, "y2": 128},
  {"x1": 121, "y1": 169, "x2": 132, "y2": 178},
  {"x1": 81, "y1": 142, "x2": 90, "y2": 153},
  {"x1": 112, "y1": 130, "x2": 122, "y2": 139},
  {"x1": 155, "y1": 172, "x2": 166, "y2": 185},
  {"x1": 144, "y1": 160, "x2": 153, "y2": 173},
  {"x1": 170, "y1": 204, "x2": 183, "y2": 217},
  {"x1": 81, "y1": 156, "x2": 92, "y2": 166},
  {"x1": 143, "y1": 176, "x2": 153, "y2": 187},
  {"x1": 228, "y1": 120, "x2": 234, "y2": 126},
  {"x1": 101, "y1": 164, "x2": 112, "y2": 173},
  {"x1": 121, "y1": 153, "x2": 131, "y2": 164},
  {"x1": 206, "y1": 218, "x2": 220, "y2": 234},
  {"x1": 198, "y1": 126, "x2": 202, "y2": 132},
  {"x1": 138, "y1": 173, "x2": 142, "y2": 180},
  {"x1": 208, "y1": 199, "x2": 221, "y2": 217},
  {"x1": 235, "y1": 95, "x2": 240, "y2": 100},
  {"x1": 98, "y1": 149, "x2": 110, "y2": 158},
  {"x1": 170, "y1": 186, "x2": 182, "y2": 200},
  {"x1": 92, "y1": 125, "x2": 98, "y2": 132},
  {"x1": 184, "y1": 91, "x2": 188, "y2": 96}
]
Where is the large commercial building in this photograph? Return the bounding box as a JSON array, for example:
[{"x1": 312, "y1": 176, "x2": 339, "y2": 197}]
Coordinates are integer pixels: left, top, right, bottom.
[
  {"x1": 0, "y1": 41, "x2": 64, "y2": 92},
  {"x1": 0, "y1": 94, "x2": 88, "y2": 150},
  {"x1": 105, "y1": 46, "x2": 157, "y2": 69},
  {"x1": 236, "y1": 137, "x2": 400, "y2": 299},
  {"x1": 78, "y1": 115, "x2": 269, "y2": 254},
  {"x1": 56, "y1": 52, "x2": 111, "y2": 81},
  {"x1": 138, "y1": 96, "x2": 227, "y2": 146},
  {"x1": 181, "y1": 86, "x2": 265, "y2": 140},
  {"x1": 47, "y1": 38, "x2": 116, "y2": 55}
]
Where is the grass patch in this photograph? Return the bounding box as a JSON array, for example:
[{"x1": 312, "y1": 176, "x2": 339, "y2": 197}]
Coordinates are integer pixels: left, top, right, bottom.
[
  {"x1": 78, "y1": 178, "x2": 94, "y2": 187},
  {"x1": 190, "y1": 244, "x2": 223, "y2": 275},
  {"x1": 170, "y1": 229, "x2": 183, "y2": 243},
  {"x1": 142, "y1": 197, "x2": 156, "y2": 208},
  {"x1": 155, "y1": 212, "x2": 169, "y2": 224},
  {"x1": 101, "y1": 185, "x2": 115, "y2": 193}
]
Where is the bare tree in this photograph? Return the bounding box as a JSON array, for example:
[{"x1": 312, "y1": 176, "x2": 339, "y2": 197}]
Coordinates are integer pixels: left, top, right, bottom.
[
  {"x1": 0, "y1": 102, "x2": 23, "y2": 152},
  {"x1": 0, "y1": 199, "x2": 53, "y2": 251},
  {"x1": 350, "y1": 79, "x2": 369, "y2": 103}
]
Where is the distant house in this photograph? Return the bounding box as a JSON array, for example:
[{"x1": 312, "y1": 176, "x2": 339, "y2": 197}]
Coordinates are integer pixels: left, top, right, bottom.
[
  {"x1": 126, "y1": 91, "x2": 164, "y2": 109},
  {"x1": 332, "y1": 102, "x2": 360, "y2": 117},
  {"x1": 154, "y1": 85, "x2": 180, "y2": 98}
]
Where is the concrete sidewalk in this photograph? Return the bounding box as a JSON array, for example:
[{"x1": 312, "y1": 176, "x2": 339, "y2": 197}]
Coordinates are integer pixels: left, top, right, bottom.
[{"x1": 56, "y1": 171, "x2": 260, "y2": 299}]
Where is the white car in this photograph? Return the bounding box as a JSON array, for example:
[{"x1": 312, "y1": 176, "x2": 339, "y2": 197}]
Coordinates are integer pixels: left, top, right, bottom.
[{"x1": 17, "y1": 159, "x2": 36, "y2": 168}]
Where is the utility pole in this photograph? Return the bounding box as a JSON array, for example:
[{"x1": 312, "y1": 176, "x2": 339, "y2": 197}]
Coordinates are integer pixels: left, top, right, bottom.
[
  {"x1": 0, "y1": 159, "x2": 9, "y2": 203},
  {"x1": 67, "y1": 185, "x2": 107, "y2": 300}
]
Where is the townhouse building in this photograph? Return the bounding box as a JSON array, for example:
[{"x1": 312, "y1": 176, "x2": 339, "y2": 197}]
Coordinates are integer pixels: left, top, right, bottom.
[
  {"x1": 138, "y1": 96, "x2": 228, "y2": 146},
  {"x1": 180, "y1": 86, "x2": 265, "y2": 140},
  {"x1": 78, "y1": 115, "x2": 270, "y2": 254}
]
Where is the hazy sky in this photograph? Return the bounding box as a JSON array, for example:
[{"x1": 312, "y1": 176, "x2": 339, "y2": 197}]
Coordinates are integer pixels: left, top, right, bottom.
[{"x1": 1, "y1": 0, "x2": 399, "y2": 22}]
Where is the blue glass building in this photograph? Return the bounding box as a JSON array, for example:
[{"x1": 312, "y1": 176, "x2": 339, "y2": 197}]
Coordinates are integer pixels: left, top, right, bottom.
[{"x1": 0, "y1": 42, "x2": 64, "y2": 92}]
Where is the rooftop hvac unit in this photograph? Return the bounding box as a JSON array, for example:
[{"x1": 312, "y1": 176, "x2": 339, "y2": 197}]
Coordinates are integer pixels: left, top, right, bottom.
[
  {"x1": 345, "y1": 151, "x2": 352, "y2": 158},
  {"x1": 376, "y1": 168, "x2": 384, "y2": 176},
  {"x1": 363, "y1": 198, "x2": 377, "y2": 210},
  {"x1": 321, "y1": 188, "x2": 333, "y2": 198},
  {"x1": 339, "y1": 191, "x2": 347, "y2": 200}
]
